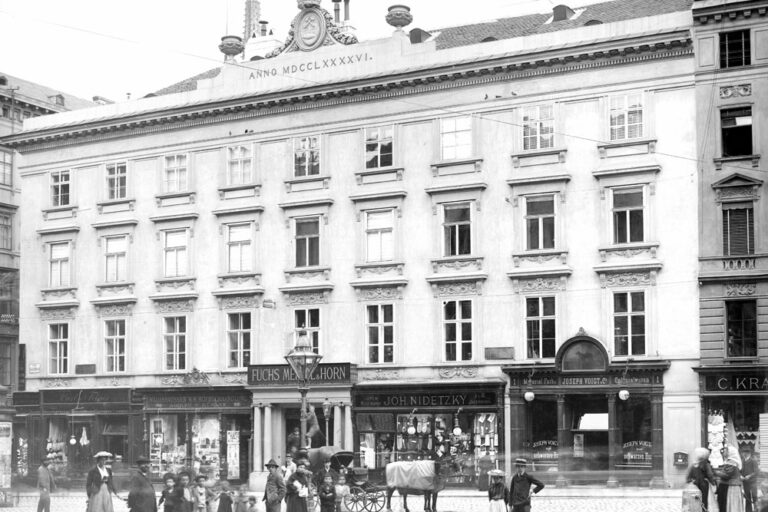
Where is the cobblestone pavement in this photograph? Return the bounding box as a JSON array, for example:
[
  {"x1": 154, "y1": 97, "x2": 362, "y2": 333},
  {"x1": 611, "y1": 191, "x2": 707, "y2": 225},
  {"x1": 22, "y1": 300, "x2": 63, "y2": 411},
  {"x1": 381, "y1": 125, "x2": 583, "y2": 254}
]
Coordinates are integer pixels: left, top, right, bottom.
[{"x1": 7, "y1": 494, "x2": 680, "y2": 512}]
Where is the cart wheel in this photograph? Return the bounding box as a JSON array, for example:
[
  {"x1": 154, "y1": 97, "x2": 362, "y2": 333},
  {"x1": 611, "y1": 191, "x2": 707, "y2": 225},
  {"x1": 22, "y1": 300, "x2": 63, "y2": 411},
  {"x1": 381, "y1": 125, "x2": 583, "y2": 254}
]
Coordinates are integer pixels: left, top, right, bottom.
[
  {"x1": 365, "y1": 491, "x2": 386, "y2": 512},
  {"x1": 344, "y1": 487, "x2": 367, "y2": 512}
]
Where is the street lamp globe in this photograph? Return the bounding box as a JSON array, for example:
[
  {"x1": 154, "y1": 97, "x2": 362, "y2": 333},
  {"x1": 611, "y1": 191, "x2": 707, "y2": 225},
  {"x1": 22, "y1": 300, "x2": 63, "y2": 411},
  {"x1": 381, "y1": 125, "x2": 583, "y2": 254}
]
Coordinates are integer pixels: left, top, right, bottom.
[{"x1": 285, "y1": 330, "x2": 323, "y2": 389}]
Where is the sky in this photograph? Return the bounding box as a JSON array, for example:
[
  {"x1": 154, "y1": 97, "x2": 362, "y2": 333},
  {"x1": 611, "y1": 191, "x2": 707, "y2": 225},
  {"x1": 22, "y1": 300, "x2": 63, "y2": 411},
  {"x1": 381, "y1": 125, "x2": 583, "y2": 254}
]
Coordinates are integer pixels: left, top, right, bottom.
[{"x1": 0, "y1": 0, "x2": 595, "y2": 103}]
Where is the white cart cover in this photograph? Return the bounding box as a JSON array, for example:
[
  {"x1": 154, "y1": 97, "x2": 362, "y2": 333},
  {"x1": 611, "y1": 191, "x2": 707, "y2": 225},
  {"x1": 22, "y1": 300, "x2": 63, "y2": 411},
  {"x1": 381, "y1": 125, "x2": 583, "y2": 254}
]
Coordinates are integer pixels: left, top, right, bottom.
[{"x1": 385, "y1": 461, "x2": 437, "y2": 490}]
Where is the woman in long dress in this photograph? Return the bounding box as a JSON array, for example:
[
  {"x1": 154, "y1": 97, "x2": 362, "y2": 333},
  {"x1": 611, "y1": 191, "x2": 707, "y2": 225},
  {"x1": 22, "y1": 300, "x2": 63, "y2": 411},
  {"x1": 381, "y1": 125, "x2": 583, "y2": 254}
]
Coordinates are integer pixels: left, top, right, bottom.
[
  {"x1": 687, "y1": 447, "x2": 716, "y2": 512},
  {"x1": 86, "y1": 451, "x2": 122, "y2": 512},
  {"x1": 285, "y1": 459, "x2": 311, "y2": 512},
  {"x1": 715, "y1": 445, "x2": 744, "y2": 512}
]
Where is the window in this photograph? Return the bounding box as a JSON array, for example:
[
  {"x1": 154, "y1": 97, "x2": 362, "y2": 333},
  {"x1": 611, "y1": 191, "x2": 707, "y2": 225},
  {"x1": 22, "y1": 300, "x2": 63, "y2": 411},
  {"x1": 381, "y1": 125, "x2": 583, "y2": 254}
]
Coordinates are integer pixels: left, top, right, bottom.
[
  {"x1": 104, "y1": 235, "x2": 128, "y2": 282},
  {"x1": 365, "y1": 126, "x2": 394, "y2": 169},
  {"x1": 443, "y1": 203, "x2": 471, "y2": 256},
  {"x1": 440, "y1": 116, "x2": 472, "y2": 160},
  {"x1": 295, "y1": 308, "x2": 320, "y2": 353},
  {"x1": 105, "y1": 319, "x2": 126, "y2": 372},
  {"x1": 609, "y1": 94, "x2": 643, "y2": 141},
  {"x1": 164, "y1": 155, "x2": 188, "y2": 193},
  {"x1": 49, "y1": 242, "x2": 71, "y2": 287},
  {"x1": 1, "y1": 107, "x2": 8, "y2": 118},
  {"x1": 365, "y1": 210, "x2": 394, "y2": 263},
  {"x1": 12, "y1": 109, "x2": 20, "y2": 121},
  {"x1": 164, "y1": 316, "x2": 187, "y2": 370},
  {"x1": 726, "y1": 300, "x2": 757, "y2": 357},
  {"x1": 50, "y1": 170, "x2": 70, "y2": 207},
  {"x1": 294, "y1": 136, "x2": 320, "y2": 177},
  {"x1": 722, "y1": 204, "x2": 754, "y2": 255},
  {"x1": 443, "y1": 299, "x2": 472, "y2": 361},
  {"x1": 526, "y1": 297, "x2": 556, "y2": 359},
  {"x1": 721, "y1": 107, "x2": 753, "y2": 157},
  {"x1": 720, "y1": 30, "x2": 750, "y2": 68},
  {"x1": 163, "y1": 229, "x2": 188, "y2": 277},
  {"x1": 0, "y1": 343, "x2": 10, "y2": 386},
  {"x1": 0, "y1": 214, "x2": 10, "y2": 250},
  {"x1": 522, "y1": 105, "x2": 554, "y2": 150},
  {"x1": 295, "y1": 218, "x2": 320, "y2": 267},
  {"x1": 227, "y1": 145, "x2": 252, "y2": 185},
  {"x1": 0, "y1": 151, "x2": 10, "y2": 186},
  {"x1": 367, "y1": 304, "x2": 394, "y2": 363},
  {"x1": 613, "y1": 188, "x2": 644, "y2": 244},
  {"x1": 525, "y1": 196, "x2": 555, "y2": 250},
  {"x1": 227, "y1": 312, "x2": 251, "y2": 367},
  {"x1": 106, "y1": 163, "x2": 127, "y2": 200},
  {"x1": 613, "y1": 291, "x2": 645, "y2": 356},
  {"x1": 227, "y1": 224, "x2": 252, "y2": 273},
  {"x1": 48, "y1": 323, "x2": 68, "y2": 374}
]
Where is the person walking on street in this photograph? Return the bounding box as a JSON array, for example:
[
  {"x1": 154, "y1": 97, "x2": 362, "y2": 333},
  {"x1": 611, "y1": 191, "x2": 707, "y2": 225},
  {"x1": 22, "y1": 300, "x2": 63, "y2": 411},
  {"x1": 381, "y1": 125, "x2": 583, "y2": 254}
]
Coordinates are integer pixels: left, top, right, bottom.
[
  {"x1": 86, "y1": 451, "x2": 123, "y2": 512},
  {"x1": 178, "y1": 472, "x2": 193, "y2": 512},
  {"x1": 263, "y1": 459, "x2": 286, "y2": 512},
  {"x1": 159, "y1": 473, "x2": 184, "y2": 512},
  {"x1": 285, "y1": 459, "x2": 311, "y2": 512},
  {"x1": 487, "y1": 469, "x2": 508, "y2": 512},
  {"x1": 687, "y1": 447, "x2": 716, "y2": 512},
  {"x1": 191, "y1": 475, "x2": 214, "y2": 512},
  {"x1": 216, "y1": 481, "x2": 234, "y2": 512},
  {"x1": 314, "y1": 459, "x2": 338, "y2": 488},
  {"x1": 37, "y1": 456, "x2": 56, "y2": 512},
  {"x1": 127, "y1": 455, "x2": 158, "y2": 512},
  {"x1": 715, "y1": 445, "x2": 745, "y2": 512},
  {"x1": 509, "y1": 458, "x2": 544, "y2": 512}
]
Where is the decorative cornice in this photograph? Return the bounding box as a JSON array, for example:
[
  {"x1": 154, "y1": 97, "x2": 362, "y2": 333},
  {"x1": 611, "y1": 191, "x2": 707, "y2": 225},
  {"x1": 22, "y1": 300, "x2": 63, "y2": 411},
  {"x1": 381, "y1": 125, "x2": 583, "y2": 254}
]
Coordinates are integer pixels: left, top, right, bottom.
[
  {"x1": 438, "y1": 367, "x2": 479, "y2": 379},
  {"x1": 694, "y1": 4, "x2": 768, "y2": 25},
  {"x1": 38, "y1": 306, "x2": 77, "y2": 321},
  {"x1": 725, "y1": 282, "x2": 756, "y2": 297},
  {"x1": 720, "y1": 84, "x2": 752, "y2": 99},
  {"x1": 4, "y1": 40, "x2": 692, "y2": 151}
]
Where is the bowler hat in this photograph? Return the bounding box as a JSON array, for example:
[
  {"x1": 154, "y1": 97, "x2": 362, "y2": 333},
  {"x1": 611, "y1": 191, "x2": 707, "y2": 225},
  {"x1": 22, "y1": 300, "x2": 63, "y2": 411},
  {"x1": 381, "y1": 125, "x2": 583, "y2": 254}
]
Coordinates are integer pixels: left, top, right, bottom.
[{"x1": 265, "y1": 459, "x2": 279, "y2": 467}]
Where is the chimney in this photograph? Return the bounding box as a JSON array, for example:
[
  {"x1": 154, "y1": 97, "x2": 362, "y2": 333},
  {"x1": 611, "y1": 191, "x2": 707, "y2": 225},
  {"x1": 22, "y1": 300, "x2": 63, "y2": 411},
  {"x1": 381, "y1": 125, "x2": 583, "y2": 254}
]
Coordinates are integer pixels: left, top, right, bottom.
[
  {"x1": 344, "y1": 0, "x2": 350, "y2": 22},
  {"x1": 409, "y1": 28, "x2": 431, "y2": 44},
  {"x1": 259, "y1": 20, "x2": 268, "y2": 37},
  {"x1": 333, "y1": 0, "x2": 341, "y2": 23},
  {"x1": 552, "y1": 4, "x2": 575, "y2": 22}
]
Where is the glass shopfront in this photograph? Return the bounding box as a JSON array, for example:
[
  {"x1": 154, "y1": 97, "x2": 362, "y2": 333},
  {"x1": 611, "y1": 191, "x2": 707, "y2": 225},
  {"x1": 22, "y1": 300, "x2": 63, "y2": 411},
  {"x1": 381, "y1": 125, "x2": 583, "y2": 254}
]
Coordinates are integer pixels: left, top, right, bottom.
[{"x1": 353, "y1": 383, "x2": 504, "y2": 488}]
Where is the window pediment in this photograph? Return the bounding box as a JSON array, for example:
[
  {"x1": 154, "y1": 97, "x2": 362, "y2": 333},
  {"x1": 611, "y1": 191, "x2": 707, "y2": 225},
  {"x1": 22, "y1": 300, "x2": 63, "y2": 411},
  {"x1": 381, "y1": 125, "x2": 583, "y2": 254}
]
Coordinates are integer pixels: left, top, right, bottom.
[{"x1": 712, "y1": 172, "x2": 762, "y2": 202}]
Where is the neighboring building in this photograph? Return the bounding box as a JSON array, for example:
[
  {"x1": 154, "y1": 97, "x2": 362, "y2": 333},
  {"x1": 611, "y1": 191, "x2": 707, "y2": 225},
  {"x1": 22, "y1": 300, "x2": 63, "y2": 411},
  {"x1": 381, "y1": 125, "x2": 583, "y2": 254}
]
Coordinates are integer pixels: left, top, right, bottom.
[
  {"x1": 0, "y1": 73, "x2": 94, "y2": 483},
  {"x1": 691, "y1": 0, "x2": 768, "y2": 470},
  {"x1": 2, "y1": 0, "x2": 700, "y2": 487}
]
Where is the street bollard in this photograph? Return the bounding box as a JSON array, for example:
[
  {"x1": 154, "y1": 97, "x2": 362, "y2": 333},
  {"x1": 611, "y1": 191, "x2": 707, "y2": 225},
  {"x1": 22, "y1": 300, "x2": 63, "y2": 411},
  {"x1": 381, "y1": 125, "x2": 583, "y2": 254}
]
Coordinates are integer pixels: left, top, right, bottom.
[{"x1": 682, "y1": 484, "x2": 703, "y2": 512}]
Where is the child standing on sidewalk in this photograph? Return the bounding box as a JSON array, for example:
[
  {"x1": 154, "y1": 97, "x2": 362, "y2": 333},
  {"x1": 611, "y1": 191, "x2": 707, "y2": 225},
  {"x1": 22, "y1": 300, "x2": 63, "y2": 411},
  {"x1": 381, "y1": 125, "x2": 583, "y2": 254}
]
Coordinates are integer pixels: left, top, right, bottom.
[{"x1": 487, "y1": 469, "x2": 508, "y2": 512}]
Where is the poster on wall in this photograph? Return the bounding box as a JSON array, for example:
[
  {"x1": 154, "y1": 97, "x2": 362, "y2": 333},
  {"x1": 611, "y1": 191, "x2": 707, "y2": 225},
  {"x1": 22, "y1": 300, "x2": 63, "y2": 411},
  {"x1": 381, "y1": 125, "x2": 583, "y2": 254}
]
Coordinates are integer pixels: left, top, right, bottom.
[
  {"x1": 573, "y1": 434, "x2": 584, "y2": 458},
  {"x1": 227, "y1": 431, "x2": 240, "y2": 480},
  {"x1": 0, "y1": 423, "x2": 11, "y2": 488}
]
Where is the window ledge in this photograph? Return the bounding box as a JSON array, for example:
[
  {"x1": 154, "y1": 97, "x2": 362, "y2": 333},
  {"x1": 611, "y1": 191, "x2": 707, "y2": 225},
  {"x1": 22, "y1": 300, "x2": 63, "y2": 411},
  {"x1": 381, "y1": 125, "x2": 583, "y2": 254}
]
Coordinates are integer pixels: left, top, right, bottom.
[
  {"x1": 425, "y1": 273, "x2": 487, "y2": 298},
  {"x1": 217, "y1": 183, "x2": 262, "y2": 198},
  {"x1": 723, "y1": 357, "x2": 759, "y2": 364},
  {"x1": 506, "y1": 268, "x2": 572, "y2": 293},
  {"x1": 155, "y1": 191, "x2": 196, "y2": 206},
  {"x1": 593, "y1": 262, "x2": 663, "y2": 287},
  {"x1": 431, "y1": 256, "x2": 484, "y2": 274},
  {"x1": 512, "y1": 250, "x2": 568, "y2": 267},
  {"x1": 96, "y1": 198, "x2": 135, "y2": 213},
  {"x1": 211, "y1": 287, "x2": 265, "y2": 297},
  {"x1": 511, "y1": 147, "x2": 567, "y2": 167},
  {"x1": 355, "y1": 167, "x2": 404, "y2": 184},
  {"x1": 149, "y1": 212, "x2": 199, "y2": 223},
  {"x1": 96, "y1": 282, "x2": 135, "y2": 295},
  {"x1": 598, "y1": 138, "x2": 656, "y2": 158},
  {"x1": 355, "y1": 262, "x2": 405, "y2": 278},
  {"x1": 599, "y1": 242, "x2": 659, "y2": 262},
  {"x1": 90, "y1": 296, "x2": 138, "y2": 307},
  {"x1": 284, "y1": 175, "x2": 330, "y2": 192},
  {"x1": 40, "y1": 287, "x2": 77, "y2": 301},
  {"x1": 284, "y1": 266, "x2": 331, "y2": 283},
  {"x1": 36, "y1": 225, "x2": 80, "y2": 236},
  {"x1": 155, "y1": 277, "x2": 196, "y2": 293},
  {"x1": 91, "y1": 219, "x2": 139, "y2": 230},
  {"x1": 212, "y1": 205, "x2": 265, "y2": 217},
  {"x1": 217, "y1": 272, "x2": 262, "y2": 288},
  {"x1": 430, "y1": 157, "x2": 483, "y2": 176},
  {"x1": 42, "y1": 205, "x2": 78, "y2": 220},
  {"x1": 714, "y1": 154, "x2": 760, "y2": 171}
]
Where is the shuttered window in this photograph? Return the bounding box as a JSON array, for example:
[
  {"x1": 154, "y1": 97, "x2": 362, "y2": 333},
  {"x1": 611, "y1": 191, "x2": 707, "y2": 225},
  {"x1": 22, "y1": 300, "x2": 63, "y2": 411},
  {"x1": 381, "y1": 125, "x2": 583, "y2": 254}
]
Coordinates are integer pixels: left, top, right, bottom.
[
  {"x1": 722, "y1": 204, "x2": 754, "y2": 255},
  {"x1": 720, "y1": 30, "x2": 750, "y2": 68}
]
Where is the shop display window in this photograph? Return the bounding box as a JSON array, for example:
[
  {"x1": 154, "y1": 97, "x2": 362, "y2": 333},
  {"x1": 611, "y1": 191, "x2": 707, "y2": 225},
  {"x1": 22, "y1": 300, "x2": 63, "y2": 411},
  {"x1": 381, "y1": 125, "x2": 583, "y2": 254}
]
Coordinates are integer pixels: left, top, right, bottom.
[
  {"x1": 46, "y1": 419, "x2": 69, "y2": 473},
  {"x1": 619, "y1": 397, "x2": 652, "y2": 466},
  {"x1": 528, "y1": 400, "x2": 558, "y2": 470},
  {"x1": 706, "y1": 398, "x2": 765, "y2": 468},
  {"x1": 149, "y1": 415, "x2": 188, "y2": 477}
]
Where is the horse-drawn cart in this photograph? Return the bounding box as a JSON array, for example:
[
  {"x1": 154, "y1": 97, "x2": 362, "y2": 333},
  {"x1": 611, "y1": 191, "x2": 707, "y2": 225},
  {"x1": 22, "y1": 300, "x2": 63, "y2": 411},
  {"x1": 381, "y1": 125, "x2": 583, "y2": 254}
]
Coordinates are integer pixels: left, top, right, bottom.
[{"x1": 343, "y1": 468, "x2": 387, "y2": 512}]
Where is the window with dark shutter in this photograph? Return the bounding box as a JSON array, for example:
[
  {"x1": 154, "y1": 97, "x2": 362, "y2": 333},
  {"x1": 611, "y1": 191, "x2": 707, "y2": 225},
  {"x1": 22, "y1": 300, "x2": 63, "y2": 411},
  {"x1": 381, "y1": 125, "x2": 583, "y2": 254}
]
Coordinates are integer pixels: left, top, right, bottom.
[
  {"x1": 720, "y1": 30, "x2": 751, "y2": 68},
  {"x1": 722, "y1": 204, "x2": 754, "y2": 255},
  {"x1": 721, "y1": 107, "x2": 753, "y2": 157}
]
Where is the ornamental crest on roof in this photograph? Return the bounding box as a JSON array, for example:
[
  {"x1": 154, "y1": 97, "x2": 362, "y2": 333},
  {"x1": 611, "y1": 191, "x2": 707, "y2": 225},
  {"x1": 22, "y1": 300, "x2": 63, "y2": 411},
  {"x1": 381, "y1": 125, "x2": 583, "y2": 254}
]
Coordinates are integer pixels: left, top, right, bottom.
[{"x1": 266, "y1": 1, "x2": 358, "y2": 58}]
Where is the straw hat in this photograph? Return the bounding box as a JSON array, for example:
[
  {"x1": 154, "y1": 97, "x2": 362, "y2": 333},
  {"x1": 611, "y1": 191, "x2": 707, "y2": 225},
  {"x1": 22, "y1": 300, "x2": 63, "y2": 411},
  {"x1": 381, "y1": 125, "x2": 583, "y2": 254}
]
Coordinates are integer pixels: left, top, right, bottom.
[
  {"x1": 489, "y1": 469, "x2": 505, "y2": 477},
  {"x1": 94, "y1": 451, "x2": 112, "y2": 459}
]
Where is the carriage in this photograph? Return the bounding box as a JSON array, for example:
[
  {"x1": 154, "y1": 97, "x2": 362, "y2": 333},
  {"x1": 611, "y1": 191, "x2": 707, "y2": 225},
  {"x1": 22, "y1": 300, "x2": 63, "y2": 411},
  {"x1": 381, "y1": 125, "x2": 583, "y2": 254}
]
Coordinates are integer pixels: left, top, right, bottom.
[{"x1": 343, "y1": 467, "x2": 388, "y2": 512}]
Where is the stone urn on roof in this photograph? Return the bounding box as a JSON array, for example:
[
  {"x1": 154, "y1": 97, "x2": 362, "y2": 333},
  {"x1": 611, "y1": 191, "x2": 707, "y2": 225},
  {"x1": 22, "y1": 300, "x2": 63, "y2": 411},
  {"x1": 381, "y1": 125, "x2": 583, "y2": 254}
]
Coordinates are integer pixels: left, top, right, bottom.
[{"x1": 386, "y1": 5, "x2": 413, "y2": 32}]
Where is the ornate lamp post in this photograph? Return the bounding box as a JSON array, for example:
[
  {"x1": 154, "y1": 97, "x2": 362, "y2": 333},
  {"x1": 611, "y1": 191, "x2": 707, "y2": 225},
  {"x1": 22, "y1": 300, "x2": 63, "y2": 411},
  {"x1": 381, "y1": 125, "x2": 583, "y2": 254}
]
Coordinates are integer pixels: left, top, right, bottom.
[
  {"x1": 322, "y1": 398, "x2": 332, "y2": 443},
  {"x1": 285, "y1": 330, "x2": 323, "y2": 448}
]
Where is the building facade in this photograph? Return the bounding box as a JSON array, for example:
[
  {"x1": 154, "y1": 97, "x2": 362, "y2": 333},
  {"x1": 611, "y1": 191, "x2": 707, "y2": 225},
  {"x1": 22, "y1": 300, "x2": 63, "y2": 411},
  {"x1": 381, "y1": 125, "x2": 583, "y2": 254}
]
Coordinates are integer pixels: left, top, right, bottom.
[
  {"x1": 692, "y1": 0, "x2": 768, "y2": 472},
  {"x1": 4, "y1": 0, "x2": 701, "y2": 487}
]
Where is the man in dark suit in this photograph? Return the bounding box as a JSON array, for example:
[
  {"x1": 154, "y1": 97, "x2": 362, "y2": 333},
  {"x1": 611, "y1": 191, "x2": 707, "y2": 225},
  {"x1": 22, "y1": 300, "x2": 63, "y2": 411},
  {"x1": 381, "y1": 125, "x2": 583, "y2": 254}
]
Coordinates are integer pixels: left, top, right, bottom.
[
  {"x1": 509, "y1": 458, "x2": 544, "y2": 512},
  {"x1": 742, "y1": 448, "x2": 760, "y2": 512},
  {"x1": 37, "y1": 456, "x2": 56, "y2": 512},
  {"x1": 313, "y1": 458, "x2": 338, "y2": 487},
  {"x1": 127, "y1": 455, "x2": 157, "y2": 512},
  {"x1": 263, "y1": 459, "x2": 287, "y2": 512}
]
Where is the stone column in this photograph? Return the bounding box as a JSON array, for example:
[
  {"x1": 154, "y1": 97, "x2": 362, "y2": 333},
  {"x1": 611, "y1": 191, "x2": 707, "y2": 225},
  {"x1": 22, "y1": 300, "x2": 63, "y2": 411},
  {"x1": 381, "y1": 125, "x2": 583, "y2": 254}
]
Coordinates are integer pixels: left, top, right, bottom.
[
  {"x1": 606, "y1": 393, "x2": 618, "y2": 487},
  {"x1": 556, "y1": 394, "x2": 568, "y2": 488},
  {"x1": 264, "y1": 404, "x2": 272, "y2": 462},
  {"x1": 333, "y1": 404, "x2": 343, "y2": 447},
  {"x1": 650, "y1": 393, "x2": 665, "y2": 488},
  {"x1": 253, "y1": 405, "x2": 263, "y2": 471},
  {"x1": 344, "y1": 403, "x2": 353, "y2": 451}
]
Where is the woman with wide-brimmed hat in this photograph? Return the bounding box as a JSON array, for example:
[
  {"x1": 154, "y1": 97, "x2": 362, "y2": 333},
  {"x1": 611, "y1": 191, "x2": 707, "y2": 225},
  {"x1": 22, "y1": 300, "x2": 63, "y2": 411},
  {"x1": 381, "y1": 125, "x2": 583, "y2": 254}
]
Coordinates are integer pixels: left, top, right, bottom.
[
  {"x1": 285, "y1": 458, "x2": 312, "y2": 512},
  {"x1": 85, "y1": 451, "x2": 122, "y2": 512},
  {"x1": 487, "y1": 469, "x2": 508, "y2": 512}
]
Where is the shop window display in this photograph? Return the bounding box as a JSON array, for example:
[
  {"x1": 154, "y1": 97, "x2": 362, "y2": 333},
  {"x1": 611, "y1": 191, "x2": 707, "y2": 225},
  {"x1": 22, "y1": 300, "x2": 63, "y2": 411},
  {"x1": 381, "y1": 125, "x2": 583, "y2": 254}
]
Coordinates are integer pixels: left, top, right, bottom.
[
  {"x1": 528, "y1": 400, "x2": 558, "y2": 471},
  {"x1": 619, "y1": 397, "x2": 652, "y2": 467},
  {"x1": 706, "y1": 399, "x2": 765, "y2": 468}
]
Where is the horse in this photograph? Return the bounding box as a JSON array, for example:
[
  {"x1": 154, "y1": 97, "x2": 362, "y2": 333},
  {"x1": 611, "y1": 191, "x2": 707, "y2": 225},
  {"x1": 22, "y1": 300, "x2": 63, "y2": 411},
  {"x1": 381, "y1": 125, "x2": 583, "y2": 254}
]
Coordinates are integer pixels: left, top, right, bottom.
[{"x1": 385, "y1": 459, "x2": 451, "y2": 512}]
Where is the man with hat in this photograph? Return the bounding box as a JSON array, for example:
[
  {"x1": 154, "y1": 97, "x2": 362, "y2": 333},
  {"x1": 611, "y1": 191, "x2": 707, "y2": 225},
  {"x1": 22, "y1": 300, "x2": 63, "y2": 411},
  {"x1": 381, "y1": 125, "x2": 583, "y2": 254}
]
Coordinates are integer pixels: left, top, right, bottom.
[
  {"x1": 313, "y1": 458, "x2": 338, "y2": 488},
  {"x1": 127, "y1": 455, "x2": 157, "y2": 512},
  {"x1": 509, "y1": 458, "x2": 544, "y2": 512},
  {"x1": 263, "y1": 458, "x2": 287, "y2": 512},
  {"x1": 282, "y1": 452, "x2": 297, "y2": 481},
  {"x1": 36, "y1": 455, "x2": 56, "y2": 512}
]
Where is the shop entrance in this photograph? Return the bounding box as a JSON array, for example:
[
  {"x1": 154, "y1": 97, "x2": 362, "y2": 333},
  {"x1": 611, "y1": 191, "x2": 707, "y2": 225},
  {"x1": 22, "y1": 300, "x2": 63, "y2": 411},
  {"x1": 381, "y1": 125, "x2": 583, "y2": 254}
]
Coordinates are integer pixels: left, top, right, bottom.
[{"x1": 569, "y1": 396, "x2": 609, "y2": 472}]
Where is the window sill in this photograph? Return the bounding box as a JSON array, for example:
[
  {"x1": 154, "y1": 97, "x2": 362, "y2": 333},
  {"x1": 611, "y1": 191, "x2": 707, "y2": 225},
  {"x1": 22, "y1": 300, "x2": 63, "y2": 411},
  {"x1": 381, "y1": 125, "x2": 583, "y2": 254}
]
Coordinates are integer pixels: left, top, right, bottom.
[
  {"x1": 42, "y1": 205, "x2": 78, "y2": 220},
  {"x1": 511, "y1": 147, "x2": 567, "y2": 168},
  {"x1": 155, "y1": 277, "x2": 196, "y2": 293},
  {"x1": 284, "y1": 266, "x2": 331, "y2": 283},
  {"x1": 599, "y1": 242, "x2": 659, "y2": 262},
  {"x1": 155, "y1": 191, "x2": 196, "y2": 207},
  {"x1": 96, "y1": 282, "x2": 135, "y2": 295},
  {"x1": 430, "y1": 157, "x2": 483, "y2": 176},
  {"x1": 216, "y1": 272, "x2": 262, "y2": 287},
  {"x1": 597, "y1": 138, "x2": 656, "y2": 159},
  {"x1": 713, "y1": 154, "x2": 760, "y2": 171},
  {"x1": 354, "y1": 262, "x2": 405, "y2": 278},
  {"x1": 723, "y1": 356, "x2": 758, "y2": 364},
  {"x1": 355, "y1": 167, "x2": 404, "y2": 185},
  {"x1": 284, "y1": 175, "x2": 330, "y2": 193},
  {"x1": 430, "y1": 256, "x2": 484, "y2": 274},
  {"x1": 512, "y1": 250, "x2": 568, "y2": 267},
  {"x1": 217, "y1": 183, "x2": 261, "y2": 199},
  {"x1": 40, "y1": 287, "x2": 78, "y2": 301},
  {"x1": 96, "y1": 198, "x2": 135, "y2": 213}
]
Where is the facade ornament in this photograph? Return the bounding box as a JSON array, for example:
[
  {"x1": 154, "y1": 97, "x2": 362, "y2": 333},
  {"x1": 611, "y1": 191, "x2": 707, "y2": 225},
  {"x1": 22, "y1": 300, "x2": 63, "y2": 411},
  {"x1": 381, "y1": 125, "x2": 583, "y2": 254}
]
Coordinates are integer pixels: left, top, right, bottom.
[
  {"x1": 432, "y1": 281, "x2": 481, "y2": 298},
  {"x1": 266, "y1": 4, "x2": 357, "y2": 58},
  {"x1": 160, "y1": 375, "x2": 181, "y2": 386},
  {"x1": 96, "y1": 284, "x2": 134, "y2": 297},
  {"x1": 438, "y1": 367, "x2": 479, "y2": 379},
  {"x1": 432, "y1": 258, "x2": 482, "y2": 273},
  {"x1": 719, "y1": 84, "x2": 751, "y2": 98},
  {"x1": 360, "y1": 369, "x2": 400, "y2": 380},
  {"x1": 386, "y1": 5, "x2": 413, "y2": 31},
  {"x1": 220, "y1": 372, "x2": 247, "y2": 384},
  {"x1": 39, "y1": 307, "x2": 77, "y2": 321},
  {"x1": 219, "y1": 295, "x2": 259, "y2": 310},
  {"x1": 715, "y1": 186, "x2": 758, "y2": 202},
  {"x1": 94, "y1": 303, "x2": 134, "y2": 317},
  {"x1": 154, "y1": 300, "x2": 195, "y2": 313},
  {"x1": 184, "y1": 367, "x2": 210, "y2": 385},
  {"x1": 285, "y1": 291, "x2": 328, "y2": 305},
  {"x1": 44, "y1": 378, "x2": 71, "y2": 388},
  {"x1": 358, "y1": 286, "x2": 402, "y2": 301},
  {"x1": 155, "y1": 278, "x2": 196, "y2": 292},
  {"x1": 41, "y1": 288, "x2": 77, "y2": 301},
  {"x1": 110, "y1": 378, "x2": 122, "y2": 386},
  {"x1": 600, "y1": 272, "x2": 653, "y2": 288},
  {"x1": 725, "y1": 282, "x2": 756, "y2": 297},
  {"x1": 576, "y1": 327, "x2": 588, "y2": 337},
  {"x1": 513, "y1": 277, "x2": 565, "y2": 294},
  {"x1": 218, "y1": 274, "x2": 259, "y2": 287}
]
